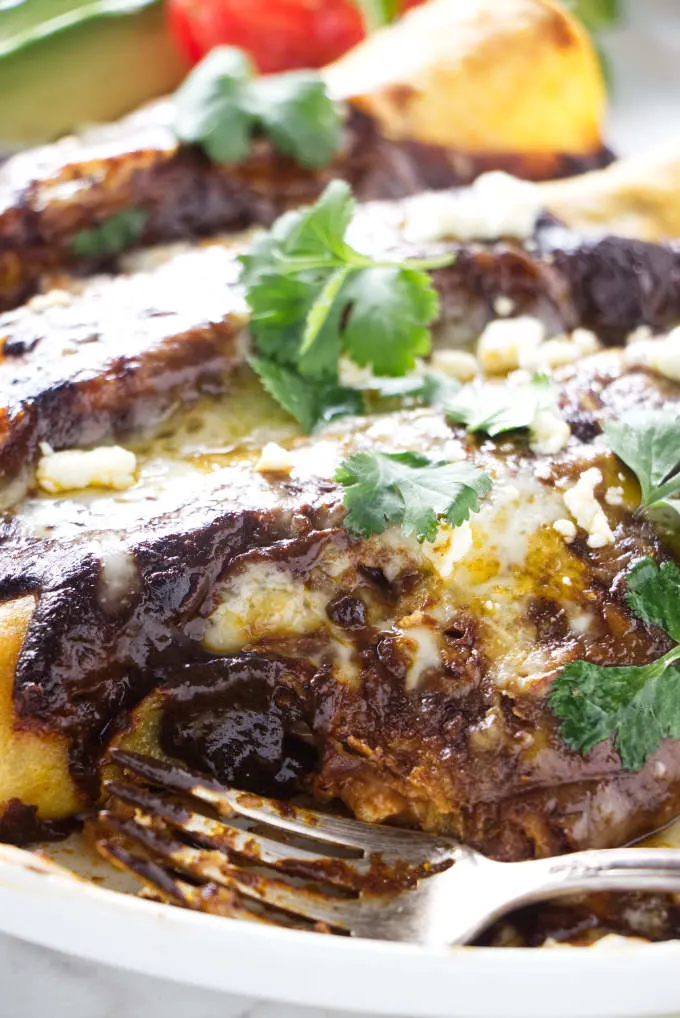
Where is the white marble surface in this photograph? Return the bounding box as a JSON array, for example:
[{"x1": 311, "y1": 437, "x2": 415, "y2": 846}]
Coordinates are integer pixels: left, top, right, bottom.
[
  {"x1": 2, "y1": 2, "x2": 680, "y2": 1017},
  {"x1": 0, "y1": 932, "x2": 369, "y2": 1018}
]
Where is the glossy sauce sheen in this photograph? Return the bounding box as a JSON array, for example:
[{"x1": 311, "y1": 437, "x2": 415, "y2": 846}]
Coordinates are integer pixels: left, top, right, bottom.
[
  {"x1": 2, "y1": 348, "x2": 680, "y2": 871},
  {"x1": 0, "y1": 103, "x2": 612, "y2": 311},
  {"x1": 1, "y1": 206, "x2": 680, "y2": 501}
]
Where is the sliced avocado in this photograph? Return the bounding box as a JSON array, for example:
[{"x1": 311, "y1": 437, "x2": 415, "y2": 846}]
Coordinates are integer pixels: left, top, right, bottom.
[{"x1": 0, "y1": 0, "x2": 188, "y2": 150}]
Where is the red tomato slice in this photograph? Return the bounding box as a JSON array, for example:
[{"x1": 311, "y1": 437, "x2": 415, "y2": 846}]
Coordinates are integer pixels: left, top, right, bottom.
[{"x1": 167, "y1": 0, "x2": 424, "y2": 74}]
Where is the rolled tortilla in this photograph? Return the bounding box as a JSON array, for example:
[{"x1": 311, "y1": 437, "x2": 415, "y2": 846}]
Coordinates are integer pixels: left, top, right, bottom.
[{"x1": 0, "y1": 597, "x2": 83, "y2": 823}]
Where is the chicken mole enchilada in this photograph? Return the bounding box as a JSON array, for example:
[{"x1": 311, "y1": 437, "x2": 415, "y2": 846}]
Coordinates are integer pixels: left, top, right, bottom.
[{"x1": 3, "y1": 0, "x2": 680, "y2": 948}]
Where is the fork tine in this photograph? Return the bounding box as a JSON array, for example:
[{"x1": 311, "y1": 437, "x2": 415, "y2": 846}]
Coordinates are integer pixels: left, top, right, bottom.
[
  {"x1": 106, "y1": 778, "x2": 370, "y2": 889},
  {"x1": 110, "y1": 750, "x2": 458, "y2": 863},
  {"x1": 97, "y1": 835, "x2": 312, "y2": 930},
  {"x1": 102, "y1": 812, "x2": 360, "y2": 931}
]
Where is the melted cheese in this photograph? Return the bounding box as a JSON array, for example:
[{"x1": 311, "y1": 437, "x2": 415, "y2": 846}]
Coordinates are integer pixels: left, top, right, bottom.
[{"x1": 36, "y1": 445, "x2": 137, "y2": 493}]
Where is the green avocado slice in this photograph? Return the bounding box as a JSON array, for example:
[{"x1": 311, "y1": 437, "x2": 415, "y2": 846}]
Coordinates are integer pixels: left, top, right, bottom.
[{"x1": 0, "y1": 0, "x2": 187, "y2": 150}]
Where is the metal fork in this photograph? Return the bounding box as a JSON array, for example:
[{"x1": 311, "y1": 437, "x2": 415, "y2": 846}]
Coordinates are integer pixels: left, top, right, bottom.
[{"x1": 92, "y1": 749, "x2": 680, "y2": 946}]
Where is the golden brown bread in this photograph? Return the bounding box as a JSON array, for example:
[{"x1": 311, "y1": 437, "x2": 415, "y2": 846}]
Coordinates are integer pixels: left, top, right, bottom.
[
  {"x1": 0, "y1": 597, "x2": 82, "y2": 822},
  {"x1": 324, "y1": 0, "x2": 605, "y2": 157},
  {"x1": 540, "y1": 141, "x2": 680, "y2": 242}
]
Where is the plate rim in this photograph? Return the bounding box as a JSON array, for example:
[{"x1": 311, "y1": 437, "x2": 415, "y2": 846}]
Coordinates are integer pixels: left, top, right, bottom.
[{"x1": 1, "y1": 843, "x2": 680, "y2": 1018}]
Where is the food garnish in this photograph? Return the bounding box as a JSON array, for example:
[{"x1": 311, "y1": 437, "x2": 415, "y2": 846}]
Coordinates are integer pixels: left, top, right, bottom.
[
  {"x1": 350, "y1": 0, "x2": 403, "y2": 31},
  {"x1": 445, "y1": 374, "x2": 552, "y2": 437},
  {"x1": 336, "y1": 450, "x2": 492, "y2": 542},
  {"x1": 173, "y1": 45, "x2": 342, "y2": 167},
  {"x1": 240, "y1": 180, "x2": 454, "y2": 430},
  {"x1": 566, "y1": 0, "x2": 621, "y2": 33},
  {"x1": 550, "y1": 557, "x2": 680, "y2": 771},
  {"x1": 70, "y1": 208, "x2": 148, "y2": 259},
  {"x1": 604, "y1": 410, "x2": 680, "y2": 517}
]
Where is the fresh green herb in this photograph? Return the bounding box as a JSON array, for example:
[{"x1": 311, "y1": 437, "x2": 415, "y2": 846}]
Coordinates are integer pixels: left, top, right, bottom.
[
  {"x1": 363, "y1": 370, "x2": 461, "y2": 405},
  {"x1": 550, "y1": 557, "x2": 680, "y2": 772},
  {"x1": 350, "y1": 0, "x2": 401, "y2": 32},
  {"x1": 70, "y1": 208, "x2": 148, "y2": 260},
  {"x1": 250, "y1": 357, "x2": 363, "y2": 434},
  {"x1": 445, "y1": 374, "x2": 551, "y2": 437},
  {"x1": 173, "y1": 46, "x2": 342, "y2": 169},
  {"x1": 565, "y1": 0, "x2": 621, "y2": 32},
  {"x1": 336, "y1": 450, "x2": 492, "y2": 543},
  {"x1": 604, "y1": 410, "x2": 680, "y2": 514},
  {"x1": 241, "y1": 180, "x2": 453, "y2": 431}
]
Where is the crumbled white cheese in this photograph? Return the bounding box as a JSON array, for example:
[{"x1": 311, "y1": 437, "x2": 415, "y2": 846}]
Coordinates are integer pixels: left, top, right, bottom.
[
  {"x1": 624, "y1": 326, "x2": 680, "y2": 383},
  {"x1": 534, "y1": 461, "x2": 553, "y2": 481},
  {"x1": 422, "y1": 521, "x2": 473, "y2": 578},
  {"x1": 477, "y1": 316, "x2": 546, "y2": 375},
  {"x1": 493, "y1": 296, "x2": 515, "y2": 318},
  {"x1": 605, "y1": 485, "x2": 624, "y2": 507},
  {"x1": 626, "y1": 325, "x2": 653, "y2": 346},
  {"x1": 553, "y1": 518, "x2": 577, "y2": 543},
  {"x1": 519, "y1": 327, "x2": 600, "y2": 372},
  {"x1": 562, "y1": 576, "x2": 572, "y2": 586},
  {"x1": 441, "y1": 438, "x2": 467, "y2": 462},
  {"x1": 429, "y1": 349, "x2": 478, "y2": 382},
  {"x1": 529, "y1": 410, "x2": 571, "y2": 455},
  {"x1": 255, "y1": 442, "x2": 294, "y2": 475},
  {"x1": 563, "y1": 467, "x2": 614, "y2": 549},
  {"x1": 36, "y1": 446, "x2": 137, "y2": 494},
  {"x1": 401, "y1": 172, "x2": 542, "y2": 245},
  {"x1": 27, "y1": 288, "x2": 73, "y2": 313}
]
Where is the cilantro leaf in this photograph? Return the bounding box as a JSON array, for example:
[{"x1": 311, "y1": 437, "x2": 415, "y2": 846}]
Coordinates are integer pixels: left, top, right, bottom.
[
  {"x1": 604, "y1": 409, "x2": 680, "y2": 510},
  {"x1": 445, "y1": 375, "x2": 552, "y2": 436},
  {"x1": 250, "y1": 357, "x2": 362, "y2": 433},
  {"x1": 343, "y1": 267, "x2": 438, "y2": 376},
  {"x1": 70, "y1": 209, "x2": 148, "y2": 260},
  {"x1": 241, "y1": 181, "x2": 454, "y2": 430},
  {"x1": 336, "y1": 450, "x2": 492, "y2": 542},
  {"x1": 626, "y1": 557, "x2": 680, "y2": 643},
  {"x1": 253, "y1": 72, "x2": 343, "y2": 169},
  {"x1": 173, "y1": 46, "x2": 342, "y2": 169},
  {"x1": 173, "y1": 47, "x2": 255, "y2": 164},
  {"x1": 550, "y1": 555, "x2": 680, "y2": 771},
  {"x1": 550, "y1": 659, "x2": 680, "y2": 773}
]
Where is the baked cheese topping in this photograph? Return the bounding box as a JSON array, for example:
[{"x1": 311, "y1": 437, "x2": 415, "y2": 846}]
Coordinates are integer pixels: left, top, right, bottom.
[
  {"x1": 401, "y1": 172, "x2": 542, "y2": 244},
  {"x1": 36, "y1": 445, "x2": 137, "y2": 493}
]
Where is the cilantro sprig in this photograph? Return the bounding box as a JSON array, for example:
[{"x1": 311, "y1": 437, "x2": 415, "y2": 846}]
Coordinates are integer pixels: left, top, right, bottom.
[
  {"x1": 173, "y1": 47, "x2": 342, "y2": 169},
  {"x1": 565, "y1": 0, "x2": 620, "y2": 32},
  {"x1": 71, "y1": 208, "x2": 148, "y2": 260},
  {"x1": 336, "y1": 450, "x2": 491, "y2": 543},
  {"x1": 604, "y1": 410, "x2": 680, "y2": 516},
  {"x1": 445, "y1": 374, "x2": 552, "y2": 437},
  {"x1": 241, "y1": 180, "x2": 453, "y2": 431},
  {"x1": 351, "y1": 0, "x2": 401, "y2": 31},
  {"x1": 550, "y1": 557, "x2": 680, "y2": 772}
]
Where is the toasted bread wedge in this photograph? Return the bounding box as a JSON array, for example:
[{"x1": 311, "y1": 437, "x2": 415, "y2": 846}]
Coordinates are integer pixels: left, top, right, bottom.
[{"x1": 325, "y1": 0, "x2": 605, "y2": 158}]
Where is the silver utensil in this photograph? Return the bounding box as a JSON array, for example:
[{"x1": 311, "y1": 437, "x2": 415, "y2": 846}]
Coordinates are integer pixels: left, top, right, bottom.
[{"x1": 94, "y1": 749, "x2": 680, "y2": 946}]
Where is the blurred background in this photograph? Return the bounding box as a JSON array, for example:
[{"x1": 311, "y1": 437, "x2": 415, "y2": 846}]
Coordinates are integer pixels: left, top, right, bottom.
[{"x1": 0, "y1": 0, "x2": 679, "y2": 157}]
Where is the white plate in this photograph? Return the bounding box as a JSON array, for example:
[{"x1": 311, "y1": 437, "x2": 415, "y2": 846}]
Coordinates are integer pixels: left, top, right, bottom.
[{"x1": 0, "y1": 842, "x2": 679, "y2": 1018}]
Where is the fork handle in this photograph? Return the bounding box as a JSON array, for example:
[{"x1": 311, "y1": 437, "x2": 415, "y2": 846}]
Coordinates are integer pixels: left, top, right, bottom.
[{"x1": 450, "y1": 847, "x2": 680, "y2": 945}]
